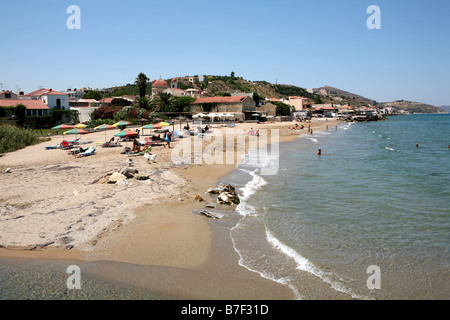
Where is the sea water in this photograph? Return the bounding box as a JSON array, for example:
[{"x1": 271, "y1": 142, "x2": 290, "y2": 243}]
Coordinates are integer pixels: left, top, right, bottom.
[{"x1": 220, "y1": 114, "x2": 450, "y2": 299}]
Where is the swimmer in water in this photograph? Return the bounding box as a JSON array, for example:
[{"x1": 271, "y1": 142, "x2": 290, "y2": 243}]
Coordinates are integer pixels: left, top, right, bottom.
[{"x1": 317, "y1": 149, "x2": 322, "y2": 156}]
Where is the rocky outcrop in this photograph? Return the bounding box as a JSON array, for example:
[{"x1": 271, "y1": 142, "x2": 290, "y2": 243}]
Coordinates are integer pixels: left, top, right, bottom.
[{"x1": 206, "y1": 183, "x2": 240, "y2": 205}]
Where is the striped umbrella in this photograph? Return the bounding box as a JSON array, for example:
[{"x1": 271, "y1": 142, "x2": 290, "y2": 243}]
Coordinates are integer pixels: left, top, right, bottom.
[{"x1": 95, "y1": 124, "x2": 116, "y2": 141}]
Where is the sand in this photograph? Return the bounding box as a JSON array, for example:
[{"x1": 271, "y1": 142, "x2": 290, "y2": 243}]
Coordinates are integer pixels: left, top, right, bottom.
[{"x1": 0, "y1": 118, "x2": 341, "y2": 299}]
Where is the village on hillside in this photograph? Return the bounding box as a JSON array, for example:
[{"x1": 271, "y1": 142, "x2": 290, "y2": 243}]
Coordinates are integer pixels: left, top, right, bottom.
[{"x1": 0, "y1": 73, "x2": 407, "y2": 129}]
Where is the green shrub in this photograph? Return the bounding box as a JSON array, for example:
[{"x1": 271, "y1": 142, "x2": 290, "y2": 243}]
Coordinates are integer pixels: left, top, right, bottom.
[{"x1": 0, "y1": 125, "x2": 42, "y2": 153}]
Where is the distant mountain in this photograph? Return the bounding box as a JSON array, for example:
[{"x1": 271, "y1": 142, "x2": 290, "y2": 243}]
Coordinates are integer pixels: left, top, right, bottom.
[
  {"x1": 313, "y1": 85, "x2": 377, "y2": 105},
  {"x1": 439, "y1": 105, "x2": 450, "y2": 113},
  {"x1": 378, "y1": 100, "x2": 447, "y2": 114}
]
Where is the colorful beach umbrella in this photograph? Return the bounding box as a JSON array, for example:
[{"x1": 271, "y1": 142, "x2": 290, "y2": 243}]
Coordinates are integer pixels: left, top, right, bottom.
[
  {"x1": 52, "y1": 124, "x2": 73, "y2": 130},
  {"x1": 64, "y1": 128, "x2": 89, "y2": 135},
  {"x1": 114, "y1": 129, "x2": 138, "y2": 138},
  {"x1": 63, "y1": 128, "x2": 89, "y2": 140},
  {"x1": 112, "y1": 121, "x2": 132, "y2": 128},
  {"x1": 73, "y1": 123, "x2": 88, "y2": 129},
  {"x1": 95, "y1": 124, "x2": 116, "y2": 141},
  {"x1": 158, "y1": 122, "x2": 171, "y2": 127},
  {"x1": 94, "y1": 124, "x2": 116, "y2": 130},
  {"x1": 141, "y1": 124, "x2": 154, "y2": 130}
]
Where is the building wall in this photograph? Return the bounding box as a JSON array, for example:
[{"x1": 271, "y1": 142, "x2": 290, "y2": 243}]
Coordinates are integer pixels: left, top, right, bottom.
[
  {"x1": 257, "y1": 103, "x2": 277, "y2": 117},
  {"x1": 70, "y1": 107, "x2": 97, "y2": 123},
  {"x1": 0, "y1": 91, "x2": 18, "y2": 99},
  {"x1": 42, "y1": 94, "x2": 70, "y2": 110},
  {"x1": 163, "y1": 88, "x2": 185, "y2": 97}
]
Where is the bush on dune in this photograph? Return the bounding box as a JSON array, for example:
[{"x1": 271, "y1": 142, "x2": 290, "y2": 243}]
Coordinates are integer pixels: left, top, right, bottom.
[{"x1": 0, "y1": 125, "x2": 42, "y2": 153}]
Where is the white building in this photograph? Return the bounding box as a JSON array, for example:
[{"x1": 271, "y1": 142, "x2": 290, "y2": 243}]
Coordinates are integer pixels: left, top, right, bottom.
[{"x1": 20, "y1": 88, "x2": 70, "y2": 110}]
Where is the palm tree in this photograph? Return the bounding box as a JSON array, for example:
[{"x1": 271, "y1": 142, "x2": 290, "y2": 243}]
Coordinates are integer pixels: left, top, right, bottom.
[
  {"x1": 151, "y1": 92, "x2": 176, "y2": 112},
  {"x1": 135, "y1": 73, "x2": 149, "y2": 98},
  {"x1": 135, "y1": 96, "x2": 151, "y2": 110}
]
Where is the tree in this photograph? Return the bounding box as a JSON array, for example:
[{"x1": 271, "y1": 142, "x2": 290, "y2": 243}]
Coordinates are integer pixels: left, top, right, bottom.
[
  {"x1": 151, "y1": 92, "x2": 176, "y2": 112},
  {"x1": 173, "y1": 96, "x2": 196, "y2": 113},
  {"x1": 83, "y1": 90, "x2": 102, "y2": 100},
  {"x1": 135, "y1": 73, "x2": 149, "y2": 98},
  {"x1": 253, "y1": 92, "x2": 263, "y2": 106},
  {"x1": 14, "y1": 104, "x2": 26, "y2": 127},
  {"x1": 111, "y1": 98, "x2": 131, "y2": 107},
  {"x1": 230, "y1": 71, "x2": 235, "y2": 79},
  {"x1": 134, "y1": 96, "x2": 151, "y2": 110}
]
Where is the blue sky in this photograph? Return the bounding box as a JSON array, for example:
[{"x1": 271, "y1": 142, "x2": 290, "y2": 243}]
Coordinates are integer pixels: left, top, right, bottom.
[{"x1": 0, "y1": 0, "x2": 449, "y2": 106}]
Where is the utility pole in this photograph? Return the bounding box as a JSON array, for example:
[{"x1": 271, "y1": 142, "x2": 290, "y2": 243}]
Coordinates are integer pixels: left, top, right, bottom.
[{"x1": 0, "y1": 83, "x2": 4, "y2": 91}]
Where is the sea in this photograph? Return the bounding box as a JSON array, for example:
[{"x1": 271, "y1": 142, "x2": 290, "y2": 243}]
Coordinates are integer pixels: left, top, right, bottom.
[{"x1": 218, "y1": 114, "x2": 450, "y2": 300}]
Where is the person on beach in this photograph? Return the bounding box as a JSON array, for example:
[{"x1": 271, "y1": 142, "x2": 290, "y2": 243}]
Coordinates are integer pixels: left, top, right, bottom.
[
  {"x1": 317, "y1": 149, "x2": 322, "y2": 156},
  {"x1": 164, "y1": 131, "x2": 172, "y2": 148},
  {"x1": 133, "y1": 138, "x2": 140, "y2": 153}
]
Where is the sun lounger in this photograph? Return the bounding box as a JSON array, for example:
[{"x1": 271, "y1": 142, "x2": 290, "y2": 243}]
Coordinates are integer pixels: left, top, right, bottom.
[
  {"x1": 67, "y1": 138, "x2": 80, "y2": 144},
  {"x1": 75, "y1": 147, "x2": 95, "y2": 158},
  {"x1": 60, "y1": 140, "x2": 73, "y2": 150},
  {"x1": 75, "y1": 140, "x2": 93, "y2": 145},
  {"x1": 45, "y1": 145, "x2": 59, "y2": 150},
  {"x1": 101, "y1": 142, "x2": 122, "y2": 148},
  {"x1": 68, "y1": 147, "x2": 89, "y2": 155}
]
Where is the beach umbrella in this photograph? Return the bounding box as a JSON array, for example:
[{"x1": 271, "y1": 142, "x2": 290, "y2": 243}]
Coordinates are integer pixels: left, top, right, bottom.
[
  {"x1": 114, "y1": 129, "x2": 138, "y2": 148},
  {"x1": 112, "y1": 120, "x2": 132, "y2": 130},
  {"x1": 141, "y1": 124, "x2": 154, "y2": 130},
  {"x1": 114, "y1": 129, "x2": 138, "y2": 138},
  {"x1": 94, "y1": 124, "x2": 116, "y2": 141},
  {"x1": 73, "y1": 123, "x2": 88, "y2": 129},
  {"x1": 63, "y1": 128, "x2": 89, "y2": 141},
  {"x1": 141, "y1": 123, "x2": 154, "y2": 135},
  {"x1": 94, "y1": 124, "x2": 116, "y2": 130},
  {"x1": 157, "y1": 121, "x2": 171, "y2": 127},
  {"x1": 52, "y1": 124, "x2": 73, "y2": 130},
  {"x1": 64, "y1": 128, "x2": 89, "y2": 135}
]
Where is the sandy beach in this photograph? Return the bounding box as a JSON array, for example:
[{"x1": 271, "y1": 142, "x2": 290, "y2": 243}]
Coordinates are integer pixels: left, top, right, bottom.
[{"x1": 0, "y1": 119, "x2": 342, "y2": 299}]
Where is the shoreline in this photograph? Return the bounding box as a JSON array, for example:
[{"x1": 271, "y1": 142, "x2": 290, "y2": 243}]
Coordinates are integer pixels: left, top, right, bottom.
[{"x1": 0, "y1": 119, "x2": 342, "y2": 299}]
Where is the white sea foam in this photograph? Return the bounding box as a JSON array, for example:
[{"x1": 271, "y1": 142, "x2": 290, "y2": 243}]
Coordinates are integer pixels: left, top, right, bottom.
[
  {"x1": 265, "y1": 228, "x2": 370, "y2": 300},
  {"x1": 385, "y1": 147, "x2": 395, "y2": 151}
]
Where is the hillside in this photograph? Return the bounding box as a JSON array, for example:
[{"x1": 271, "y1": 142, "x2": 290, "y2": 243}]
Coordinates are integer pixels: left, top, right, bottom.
[
  {"x1": 313, "y1": 85, "x2": 377, "y2": 105},
  {"x1": 378, "y1": 100, "x2": 446, "y2": 114},
  {"x1": 101, "y1": 74, "x2": 446, "y2": 114}
]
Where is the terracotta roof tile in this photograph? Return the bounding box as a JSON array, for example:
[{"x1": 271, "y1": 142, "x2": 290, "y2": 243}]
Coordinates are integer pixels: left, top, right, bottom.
[
  {"x1": 0, "y1": 99, "x2": 50, "y2": 110},
  {"x1": 193, "y1": 96, "x2": 248, "y2": 104}
]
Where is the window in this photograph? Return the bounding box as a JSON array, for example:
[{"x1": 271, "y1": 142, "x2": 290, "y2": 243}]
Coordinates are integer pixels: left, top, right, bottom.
[
  {"x1": 5, "y1": 93, "x2": 11, "y2": 98},
  {"x1": 56, "y1": 99, "x2": 61, "y2": 108}
]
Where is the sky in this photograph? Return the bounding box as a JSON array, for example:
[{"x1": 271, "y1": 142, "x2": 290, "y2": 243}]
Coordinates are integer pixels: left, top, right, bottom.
[{"x1": 0, "y1": 0, "x2": 449, "y2": 106}]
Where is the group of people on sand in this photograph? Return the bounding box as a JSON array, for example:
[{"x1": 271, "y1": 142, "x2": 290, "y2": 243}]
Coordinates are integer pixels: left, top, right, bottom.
[
  {"x1": 289, "y1": 123, "x2": 304, "y2": 130},
  {"x1": 247, "y1": 128, "x2": 260, "y2": 136},
  {"x1": 125, "y1": 130, "x2": 174, "y2": 154}
]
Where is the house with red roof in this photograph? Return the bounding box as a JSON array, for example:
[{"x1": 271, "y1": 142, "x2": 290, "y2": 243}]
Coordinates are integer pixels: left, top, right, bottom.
[
  {"x1": 152, "y1": 78, "x2": 170, "y2": 96},
  {"x1": 0, "y1": 90, "x2": 18, "y2": 100},
  {"x1": 20, "y1": 88, "x2": 70, "y2": 110},
  {"x1": 0, "y1": 99, "x2": 50, "y2": 117}
]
